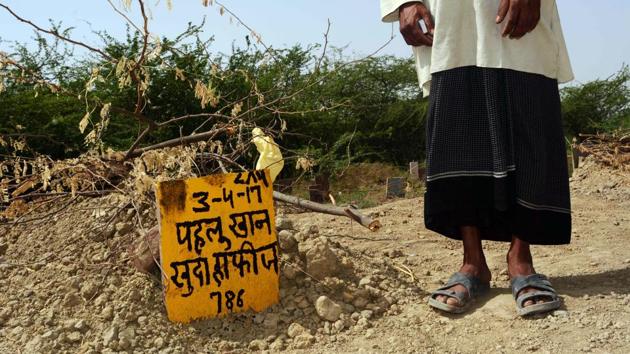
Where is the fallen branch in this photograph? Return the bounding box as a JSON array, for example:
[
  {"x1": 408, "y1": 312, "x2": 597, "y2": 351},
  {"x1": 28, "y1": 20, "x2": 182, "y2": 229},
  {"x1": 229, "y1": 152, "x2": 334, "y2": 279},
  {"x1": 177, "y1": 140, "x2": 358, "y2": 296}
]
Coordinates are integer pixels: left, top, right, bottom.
[{"x1": 272, "y1": 191, "x2": 381, "y2": 231}]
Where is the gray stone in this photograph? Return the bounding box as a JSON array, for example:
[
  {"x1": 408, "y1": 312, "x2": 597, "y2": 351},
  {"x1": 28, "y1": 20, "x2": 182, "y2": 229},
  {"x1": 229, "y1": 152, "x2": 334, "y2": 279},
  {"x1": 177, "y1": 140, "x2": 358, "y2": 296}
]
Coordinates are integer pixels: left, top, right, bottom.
[
  {"x1": 119, "y1": 326, "x2": 136, "y2": 341},
  {"x1": 24, "y1": 337, "x2": 42, "y2": 352},
  {"x1": 307, "y1": 225, "x2": 319, "y2": 235},
  {"x1": 287, "y1": 322, "x2": 308, "y2": 338},
  {"x1": 41, "y1": 330, "x2": 57, "y2": 340},
  {"x1": 359, "y1": 276, "x2": 373, "y2": 287},
  {"x1": 353, "y1": 296, "x2": 369, "y2": 309},
  {"x1": 101, "y1": 306, "x2": 114, "y2": 321},
  {"x1": 248, "y1": 339, "x2": 268, "y2": 351},
  {"x1": 315, "y1": 296, "x2": 342, "y2": 322},
  {"x1": 282, "y1": 264, "x2": 299, "y2": 280},
  {"x1": 80, "y1": 281, "x2": 98, "y2": 300},
  {"x1": 118, "y1": 337, "x2": 131, "y2": 350},
  {"x1": 269, "y1": 339, "x2": 285, "y2": 351},
  {"x1": 262, "y1": 313, "x2": 279, "y2": 329},
  {"x1": 67, "y1": 331, "x2": 82, "y2": 343},
  {"x1": 154, "y1": 337, "x2": 165, "y2": 349},
  {"x1": 303, "y1": 238, "x2": 339, "y2": 279},
  {"x1": 115, "y1": 222, "x2": 133, "y2": 235},
  {"x1": 333, "y1": 319, "x2": 345, "y2": 332},
  {"x1": 63, "y1": 293, "x2": 81, "y2": 307},
  {"x1": 102, "y1": 325, "x2": 119, "y2": 348},
  {"x1": 356, "y1": 317, "x2": 371, "y2": 329},
  {"x1": 278, "y1": 230, "x2": 297, "y2": 251},
  {"x1": 553, "y1": 310, "x2": 569, "y2": 318},
  {"x1": 293, "y1": 333, "x2": 315, "y2": 349},
  {"x1": 276, "y1": 216, "x2": 293, "y2": 231}
]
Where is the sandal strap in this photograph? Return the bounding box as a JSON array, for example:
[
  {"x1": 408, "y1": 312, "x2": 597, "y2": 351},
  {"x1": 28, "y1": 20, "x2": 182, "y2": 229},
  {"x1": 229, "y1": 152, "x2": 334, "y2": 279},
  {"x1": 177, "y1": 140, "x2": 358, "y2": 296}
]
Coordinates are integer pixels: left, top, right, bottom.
[
  {"x1": 510, "y1": 274, "x2": 557, "y2": 299},
  {"x1": 431, "y1": 289, "x2": 468, "y2": 303},
  {"x1": 515, "y1": 290, "x2": 559, "y2": 308},
  {"x1": 434, "y1": 272, "x2": 488, "y2": 299}
]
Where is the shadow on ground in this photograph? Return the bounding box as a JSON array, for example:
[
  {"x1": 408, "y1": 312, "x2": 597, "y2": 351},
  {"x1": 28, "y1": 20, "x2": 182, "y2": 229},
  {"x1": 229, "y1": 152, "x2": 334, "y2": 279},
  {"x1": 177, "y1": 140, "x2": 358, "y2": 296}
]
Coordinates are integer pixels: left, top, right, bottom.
[{"x1": 551, "y1": 267, "x2": 630, "y2": 297}]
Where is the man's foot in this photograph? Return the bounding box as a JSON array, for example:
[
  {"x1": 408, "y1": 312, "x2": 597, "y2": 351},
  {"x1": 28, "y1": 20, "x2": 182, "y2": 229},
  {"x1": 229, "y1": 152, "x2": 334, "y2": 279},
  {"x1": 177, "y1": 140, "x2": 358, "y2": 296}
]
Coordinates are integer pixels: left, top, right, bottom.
[
  {"x1": 507, "y1": 237, "x2": 554, "y2": 307},
  {"x1": 434, "y1": 264, "x2": 492, "y2": 307},
  {"x1": 433, "y1": 225, "x2": 491, "y2": 308}
]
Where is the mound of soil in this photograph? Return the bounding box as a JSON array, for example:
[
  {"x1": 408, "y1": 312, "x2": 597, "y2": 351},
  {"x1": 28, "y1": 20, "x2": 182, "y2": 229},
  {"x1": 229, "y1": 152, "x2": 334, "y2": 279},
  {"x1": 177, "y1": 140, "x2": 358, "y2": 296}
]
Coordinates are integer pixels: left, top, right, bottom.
[{"x1": 1, "y1": 161, "x2": 629, "y2": 353}]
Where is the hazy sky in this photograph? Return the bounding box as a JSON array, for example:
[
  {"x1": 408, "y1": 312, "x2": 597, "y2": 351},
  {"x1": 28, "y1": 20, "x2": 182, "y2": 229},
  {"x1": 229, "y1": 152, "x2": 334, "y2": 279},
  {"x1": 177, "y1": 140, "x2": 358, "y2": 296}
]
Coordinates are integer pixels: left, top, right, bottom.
[{"x1": 0, "y1": 0, "x2": 628, "y2": 84}]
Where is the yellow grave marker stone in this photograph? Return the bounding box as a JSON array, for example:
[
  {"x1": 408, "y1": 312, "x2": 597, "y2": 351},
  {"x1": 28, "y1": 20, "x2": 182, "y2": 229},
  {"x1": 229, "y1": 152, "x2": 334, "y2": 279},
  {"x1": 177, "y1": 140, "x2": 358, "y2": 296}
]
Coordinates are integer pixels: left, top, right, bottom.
[{"x1": 156, "y1": 169, "x2": 279, "y2": 323}]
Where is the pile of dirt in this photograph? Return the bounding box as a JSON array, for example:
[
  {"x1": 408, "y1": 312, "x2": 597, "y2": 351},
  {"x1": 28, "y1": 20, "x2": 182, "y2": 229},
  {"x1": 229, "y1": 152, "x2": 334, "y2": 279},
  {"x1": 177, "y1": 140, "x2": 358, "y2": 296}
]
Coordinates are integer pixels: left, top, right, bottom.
[
  {"x1": 1, "y1": 160, "x2": 629, "y2": 353},
  {"x1": 570, "y1": 155, "x2": 630, "y2": 202},
  {"x1": 0, "y1": 193, "x2": 418, "y2": 353}
]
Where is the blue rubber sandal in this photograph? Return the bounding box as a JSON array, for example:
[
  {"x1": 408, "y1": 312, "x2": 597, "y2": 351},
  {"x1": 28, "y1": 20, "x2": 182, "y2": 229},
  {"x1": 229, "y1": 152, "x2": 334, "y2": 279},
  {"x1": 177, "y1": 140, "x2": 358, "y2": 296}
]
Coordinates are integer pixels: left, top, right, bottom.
[
  {"x1": 511, "y1": 274, "x2": 561, "y2": 317},
  {"x1": 428, "y1": 272, "x2": 490, "y2": 314}
]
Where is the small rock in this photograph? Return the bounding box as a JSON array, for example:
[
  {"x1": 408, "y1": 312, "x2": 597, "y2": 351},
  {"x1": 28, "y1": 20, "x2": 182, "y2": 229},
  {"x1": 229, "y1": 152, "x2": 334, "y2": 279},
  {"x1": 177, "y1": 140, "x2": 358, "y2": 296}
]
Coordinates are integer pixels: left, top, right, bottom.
[
  {"x1": 67, "y1": 331, "x2": 82, "y2": 343},
  {"x1": 361, "y1": 310, "x2": 374, "y2": 319},
  {"x1": 282, "y1": 264, "x2": 299, "y2": 280},
  {"x1": 287, "y1": 323, "x2": 308, "y2": 338},
  {"x1": 356, "y1": 317, "x2": 371, "y2": 329},
  {"x1": 24, "y1": 337, "x2": 42, "y2": 352},
  {"x1": 315, "y1": 296, "x2": 342, "y2": 322},
  {"x1": 353, "y1": 296, "x2": 369, "y2": 309},
  {"x1": 41, "y1": 330, "x2": 57, "y2": 340},
  {"x1": 63, "y1": 293, "x2": 81, "y2": 307},
  {"x1": 307, "y1": 225, "x2": 319, "y2": 235},
  {"x1": 278, "y1": 230, "x2": 297, "y2": 251},
  {"x1": 101, "y1": 306, "x2": 114, "y2": 320},
  {"x1": 293, "y1": 333, "x2": 315, "y2": 349},
  {"x1": 303, "y1": 238, "x2": 339, "y2": 279},
  {"x1": 74, "y1": 319, "x2": 88, "y2": 332},
  {"x1": 553, "y1": 310, "x2": 569, "y2": 318},
  {"x1": 10, "y1": 326, "x2": 24, "y2": 337},
  {"x1": 333, "y1": 319, "x2": 345, "y2": 332},
  {"x1": 276, "y1": 217, "x2": 293, "y2": 231},
  {"x1": 249, "y1": 339, "x2": 268, "y2": 351},
  {"x1": 154, "y1": 337, "x2": 165, "y2": 349},
  {"x1": 80, "y1": 281, "x2": 98, "y2": 300},
  {"x1": 0, "y1": 243, "x2": 8, "y2": 256},
  {"x1": 118, "y1": 338, "x2": 131, "y2": 350},
  {"x1": 119, "y1": 326, "x2": 136, "y2": 341},
  {"x1": 102, "y1": 326, "x2": 119, "y2": 348},
  {"x1": 269, "y1": 339, "x2": 284, "y2": 351},
  {"x1": 115, "y1": 222, "x2": 133, "y2": 235},
  {"x1": 359, "y1": 276, "x2": 373, "y2": 287},
  {"x1": 263, "y1": 313, "x2": 279, "y2": 329}
]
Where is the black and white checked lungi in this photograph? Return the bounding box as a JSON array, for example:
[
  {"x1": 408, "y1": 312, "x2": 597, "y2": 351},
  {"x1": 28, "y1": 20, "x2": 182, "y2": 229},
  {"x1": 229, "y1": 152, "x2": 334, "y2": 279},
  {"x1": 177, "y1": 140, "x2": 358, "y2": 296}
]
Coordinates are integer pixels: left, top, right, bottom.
[{"x1": 424, "y1": 66, "x2": 571, "y2": 245}]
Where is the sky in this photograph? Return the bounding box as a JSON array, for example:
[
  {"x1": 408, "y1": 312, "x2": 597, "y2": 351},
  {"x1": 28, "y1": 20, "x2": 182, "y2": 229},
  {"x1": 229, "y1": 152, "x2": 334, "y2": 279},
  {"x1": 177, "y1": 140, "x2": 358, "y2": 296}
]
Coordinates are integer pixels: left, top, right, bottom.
[{"x1": 0, "y1": 0, "x2": 629, "y2": 85}]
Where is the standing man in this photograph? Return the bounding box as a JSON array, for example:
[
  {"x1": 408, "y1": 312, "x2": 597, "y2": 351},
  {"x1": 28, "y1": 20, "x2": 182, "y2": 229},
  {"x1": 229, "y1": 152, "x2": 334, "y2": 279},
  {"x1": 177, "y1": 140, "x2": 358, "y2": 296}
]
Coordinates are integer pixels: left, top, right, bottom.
[{"x1": 380, "y1": 0, "x2": 573, "y2": 316}]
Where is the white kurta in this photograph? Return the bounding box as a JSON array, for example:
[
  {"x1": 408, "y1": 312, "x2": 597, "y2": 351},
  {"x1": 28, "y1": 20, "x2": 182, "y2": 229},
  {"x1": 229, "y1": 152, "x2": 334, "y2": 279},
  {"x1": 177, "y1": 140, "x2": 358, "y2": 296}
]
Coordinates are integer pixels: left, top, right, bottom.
[{"x1": 380, "y1": 0, "x2": 574, "y2": 96}]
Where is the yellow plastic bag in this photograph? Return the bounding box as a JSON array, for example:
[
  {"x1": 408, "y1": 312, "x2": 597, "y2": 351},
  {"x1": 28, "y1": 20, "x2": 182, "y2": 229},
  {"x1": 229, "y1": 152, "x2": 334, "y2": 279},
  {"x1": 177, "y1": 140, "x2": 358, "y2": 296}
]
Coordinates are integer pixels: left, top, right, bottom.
[{"x1": 252, "y1": 128, "x2": 284, "y2": 182}]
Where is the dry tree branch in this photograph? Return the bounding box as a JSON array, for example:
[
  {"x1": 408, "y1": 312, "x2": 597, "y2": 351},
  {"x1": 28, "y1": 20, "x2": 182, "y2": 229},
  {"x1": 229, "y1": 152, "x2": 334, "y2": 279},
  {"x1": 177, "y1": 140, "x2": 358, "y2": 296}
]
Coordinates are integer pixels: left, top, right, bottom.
[
  {"x1": 106, "y1": 0, "x2": 143, "y2": 33},
  {"x1": 0, "y1": 3, "x2": 114, "y2": 61}
]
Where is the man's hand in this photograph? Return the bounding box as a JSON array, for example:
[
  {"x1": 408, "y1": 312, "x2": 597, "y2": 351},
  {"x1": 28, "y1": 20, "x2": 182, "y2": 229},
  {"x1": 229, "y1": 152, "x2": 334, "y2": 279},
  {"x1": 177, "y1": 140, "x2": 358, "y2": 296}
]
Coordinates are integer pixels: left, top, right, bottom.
[
  {"x1": 399, "y1": 2, "x2": 434, "y2": 47},
  {"x1": 496, "y1": 0, "x2": 541, "y2": 39}
]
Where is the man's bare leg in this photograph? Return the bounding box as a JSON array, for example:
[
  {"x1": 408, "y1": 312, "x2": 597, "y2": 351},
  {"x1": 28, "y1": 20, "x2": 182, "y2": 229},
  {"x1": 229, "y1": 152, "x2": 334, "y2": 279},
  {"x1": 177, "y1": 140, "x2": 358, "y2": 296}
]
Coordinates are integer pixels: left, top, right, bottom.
[
  {"x1": 507, "y1": 236, "x2": 550, "y2": 306},
  {"x1": 435, "y1": 226, "x2": 492, "y2": 306}
]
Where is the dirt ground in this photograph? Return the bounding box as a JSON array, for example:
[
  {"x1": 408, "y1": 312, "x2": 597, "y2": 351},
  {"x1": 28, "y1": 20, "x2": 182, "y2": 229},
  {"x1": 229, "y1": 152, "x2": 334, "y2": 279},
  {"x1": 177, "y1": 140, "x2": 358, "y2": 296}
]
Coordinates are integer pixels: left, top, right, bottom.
[{"x1": 1, "y1": 158, "x2": 629, "y2": 353}]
